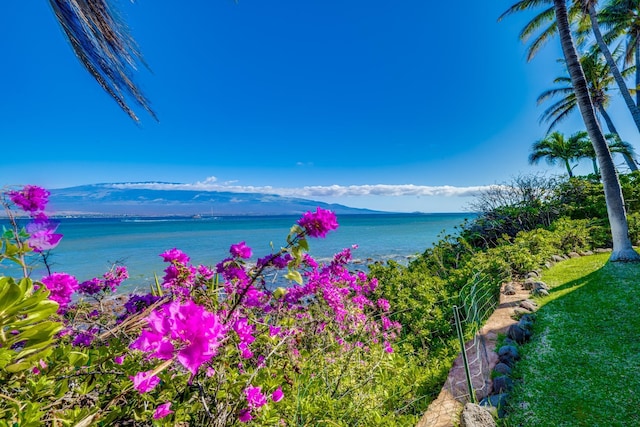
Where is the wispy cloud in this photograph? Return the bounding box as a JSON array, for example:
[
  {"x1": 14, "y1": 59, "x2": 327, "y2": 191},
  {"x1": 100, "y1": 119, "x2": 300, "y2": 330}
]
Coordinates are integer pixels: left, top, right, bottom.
[{"x1": 110, "y1": 178, "x2": 493, "y2": 198}]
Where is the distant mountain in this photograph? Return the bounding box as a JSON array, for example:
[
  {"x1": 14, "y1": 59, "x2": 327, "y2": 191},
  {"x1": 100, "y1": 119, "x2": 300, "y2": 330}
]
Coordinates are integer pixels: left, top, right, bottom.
[{"x1": 48, "y1": 183, "x2": 381, "y2": 217}]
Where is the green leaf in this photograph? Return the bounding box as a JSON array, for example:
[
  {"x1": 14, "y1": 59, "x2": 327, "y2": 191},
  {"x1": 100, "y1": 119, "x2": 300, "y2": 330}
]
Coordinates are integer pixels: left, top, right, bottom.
[
  {"x1": 298, "y1": 238, "x2": 309, "y2": 251},
  {"x1": 0, "y1": 280, "x2": 24, "y2": 318},
  {"x1": 285, "y1": 270, "x2": 303, "y2": 284}
]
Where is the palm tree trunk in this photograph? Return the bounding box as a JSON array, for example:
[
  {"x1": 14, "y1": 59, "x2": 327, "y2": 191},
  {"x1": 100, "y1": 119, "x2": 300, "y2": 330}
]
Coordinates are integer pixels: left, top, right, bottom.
[
  {"x1": 555, "y1": 0, "x2": 640, "y2": 261},
  {"x1": 636, "y1": 39, "x2": 640, "y2": 107},
  {"x1": 564, "y1": 159, "x2": 575, "y2": 177},
  {"x1": 597, "y1": 105, "x2": 638, "y2": 171},
  {"x1": 587, "y1": 4, "x2": 640, "y2": 135}
]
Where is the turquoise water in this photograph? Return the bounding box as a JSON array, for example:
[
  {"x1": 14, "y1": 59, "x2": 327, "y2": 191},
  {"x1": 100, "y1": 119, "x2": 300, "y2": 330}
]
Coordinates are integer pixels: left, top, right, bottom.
[{"x1": 3, "y1": 213, "x2": 472, "y2": 292}]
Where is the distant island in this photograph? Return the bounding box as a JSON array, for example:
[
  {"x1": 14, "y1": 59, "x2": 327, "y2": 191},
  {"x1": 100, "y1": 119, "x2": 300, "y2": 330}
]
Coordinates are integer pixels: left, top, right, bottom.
[{"x1": 47, "y1": 183, "x2": 386, "y2": 217}]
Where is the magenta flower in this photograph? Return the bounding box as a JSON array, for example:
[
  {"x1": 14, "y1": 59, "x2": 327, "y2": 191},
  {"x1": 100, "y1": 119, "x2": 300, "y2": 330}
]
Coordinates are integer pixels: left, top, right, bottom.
[
  {"x1": 25, "y1": 219, "x2": 62, "y2": 252},
  {"x1": 8, "y1": 185, "x2": 50, "y2": 214},
  {"x1": 114, "y1": 355, "x2": 125, "y2": 365},
  {"x1": 238, "y1": 409, "x2": 253, "y2": 423},
  {"x1": 160, "y1": 248, "x2": 190, "y2": 264},
  {"x1": 130, "y1": 300, "x2": 227, "y2": 375},
  {"x1": 130, "y1": 370, "x2": 160, "y2": 393},
  {"x1": 230, "y1": 241, "x2": 252, "y2": 259},
  {"x1": 245, "y1": 385, "x2": 268, "y2": 409},
  {"x1": 103, "y1": 266, "x2": 128, "y2": 292},
  {"x1": 297, "y1": 207, "x2": 338, "y2": 238},
  {"x1": 377, "y1": 298, "x2": 390, "y2": 312},
  {"x1": 269, "y1": 325, "x2": 281, "y2": 337},
  {"x1": 78, "y1": 278, "x2": 103, "y2": 295},
  {"x1": 40, "y1": 273, "x2": 79, "y2": 314},
  {"x1": 271, "y1": 387, "x2": 284, "y2": 403},
  {"x1": 233, "y1": 318, "x2": 256, "y2": 344},
  {"x1": 153, "y1": 402, "x2": 174, "y2": 419}
]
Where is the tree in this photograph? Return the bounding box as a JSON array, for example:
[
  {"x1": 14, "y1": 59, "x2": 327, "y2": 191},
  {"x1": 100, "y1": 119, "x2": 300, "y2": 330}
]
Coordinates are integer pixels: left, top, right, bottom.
[
  {"x1": 599, "y1": 0, "x2": 640, "y2": 106},
  {"x1": 577, "y1": 133, "x2": 638, "y2": 174},
  {"x1": 553, "y1": 0, "x2": 640, "y2": 261},
  {"x1": 538, "y1": 51, "x2": 638, "y2": 170},
  {"x1": 500, "y1": 1, "x2": 640, "y2": 141},
  {"x1": 529, "y1": 131, "x2": 589, "y2": 176},
  {"x1": 47, "y1": 0, "x2": 155, "y2": 122}
]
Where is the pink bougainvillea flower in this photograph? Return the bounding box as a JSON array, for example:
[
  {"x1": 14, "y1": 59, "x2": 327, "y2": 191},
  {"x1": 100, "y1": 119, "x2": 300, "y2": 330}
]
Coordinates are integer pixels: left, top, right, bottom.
[
  {"x1": 114, "y1": 355, "x2": 125, "y2": 365},
  {"x1": 103, "y1": 265, "x2": 128, "y2": 292},
  {"x1": 269, "y1": 325, "x2": 281, "y2": 337},
  {"x1": 130, "y1": 300, "x2": 227, "y2": 376},
  {"x1": 245, "y1": 385, "x2": 267, "y2": 409},
  {"x1": 271, "y1": 387, "x2": 284, "y2": 403},
  {"x1": 25, "y1": 218, "x2": 62, "y2": 252},
  {"x1": 8, "y1": 185, "x2": 50, "y2": 214},
  {"x1": 130, "y1": 370, "x2": 160, "y2": 393},
  {"x1": 160, "y1": 248, "x2": 190, "y2": 264},
  {"x1": 40, "y1": 273, "x2": 79, "y2": 314},
  {"x1": 238, "y1": 408, "x2": 253, "y2": 423},
  {"x1": 233, "y1": 317, "x2": 255, "y2": 344},
  {"x1": 377, "y1": 298, "x2": 390, "y2": 312},
  {"x1": 297, "y1": 207, "x2": 338, "y2": 238},
  {"x1": 153, "y1": 402, "x2": 174, "y2": 419},
  {"x1": 230, "y1": 241, "x2": 252, "y2": 259}
]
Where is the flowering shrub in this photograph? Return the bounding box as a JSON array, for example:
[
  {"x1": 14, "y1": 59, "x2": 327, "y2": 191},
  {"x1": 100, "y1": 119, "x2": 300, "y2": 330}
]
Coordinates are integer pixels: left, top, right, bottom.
[{"x1": 0, "y1": 190, "x2": 404, "y2": 426}]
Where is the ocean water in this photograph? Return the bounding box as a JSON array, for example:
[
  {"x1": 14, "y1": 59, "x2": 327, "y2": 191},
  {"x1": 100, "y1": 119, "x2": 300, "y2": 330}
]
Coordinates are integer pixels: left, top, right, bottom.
[{"x1": 3, "y1": 213, "x2": 472, "y2": 293}]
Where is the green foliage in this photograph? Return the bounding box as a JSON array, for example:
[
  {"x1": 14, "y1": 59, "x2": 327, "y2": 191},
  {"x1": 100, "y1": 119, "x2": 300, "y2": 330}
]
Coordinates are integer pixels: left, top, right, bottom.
[{"x1": 0, "y1": 277, "x2": 62, "y2": 373}]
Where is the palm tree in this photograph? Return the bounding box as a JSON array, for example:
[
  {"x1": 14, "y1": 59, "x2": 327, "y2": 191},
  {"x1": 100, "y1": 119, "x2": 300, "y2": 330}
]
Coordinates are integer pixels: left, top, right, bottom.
[
  {"x1": 47, "y1": 0, "x2": 155, "y2": 122},
  {"x1": 500, "y1": 1, "x2": 640, "y2": 140},
  {"x1": 599, "y1": 0, "x2": 640, "y2": 107},
  {"x1": 529, "y1": 131, "x2": 588, "y2": 176},
  {"x1": 499, "y1": 1, "x2": 588, "y2": 60},
  {"x1": 537, "y1": 51, "x2": 639, "y2": 170},
  {"x1": 553, "y1": 0, "x2": 640, "y2": 261},
  {"x1": 577, "y1": 133, "x2": 638, "y2": 173}
]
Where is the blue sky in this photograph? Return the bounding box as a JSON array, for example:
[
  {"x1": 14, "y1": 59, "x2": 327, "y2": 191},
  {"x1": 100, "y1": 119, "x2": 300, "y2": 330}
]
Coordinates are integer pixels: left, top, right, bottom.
[{"x1": 1, "y1": 1, "x2": 637, "y2": 212}]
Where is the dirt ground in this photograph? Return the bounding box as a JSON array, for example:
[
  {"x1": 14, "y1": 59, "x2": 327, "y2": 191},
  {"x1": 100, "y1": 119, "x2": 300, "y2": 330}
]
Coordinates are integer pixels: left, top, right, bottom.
[{"x1": 415, "y1": 282, "x2": 533, "y2": 427}]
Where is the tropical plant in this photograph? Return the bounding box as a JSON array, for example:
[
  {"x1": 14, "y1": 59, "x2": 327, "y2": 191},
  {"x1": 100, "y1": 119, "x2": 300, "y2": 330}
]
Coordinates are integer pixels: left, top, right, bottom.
[
  {"x1": 500, "y1": 0, "x2": 640, "y2": 146},
  {"x1": 552, "y1": 0, "x2": 640, "y2": 261},
  {"x1": 599, "y1": 0, "x2": 640, "y2": 106},
  {"x1": 501, "y1": 0, "x2": 640, "y2": 261},
  {"x1": 537, "y1": 51, "x2": 638, "y2": 171},
  {"x1": 46, "y1": 0, "x2": 154, "y2": 122},
  {"x1": 529, "y1": 130, "x2": 589, "y2": 177},
  {"x1": 577, "y1": 132, "x2": 637, "y2": 174}
]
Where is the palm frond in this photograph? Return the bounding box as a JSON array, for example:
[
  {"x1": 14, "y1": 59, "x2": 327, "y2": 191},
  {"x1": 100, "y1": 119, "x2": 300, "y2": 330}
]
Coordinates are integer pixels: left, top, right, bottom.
[{"x1": 48, "y1": 0, "x2": 156, "y2": 122}]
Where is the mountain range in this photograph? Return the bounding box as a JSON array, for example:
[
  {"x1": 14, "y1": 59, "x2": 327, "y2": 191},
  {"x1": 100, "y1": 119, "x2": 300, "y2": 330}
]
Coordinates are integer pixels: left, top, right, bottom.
[{"x1": 47, "y1": 183, "x2": 381, "y2": 217}]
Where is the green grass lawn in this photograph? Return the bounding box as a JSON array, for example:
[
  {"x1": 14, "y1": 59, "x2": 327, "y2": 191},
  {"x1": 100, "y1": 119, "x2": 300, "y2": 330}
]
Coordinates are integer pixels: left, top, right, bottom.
[{"x1": 502, "y1": 253, "x2": 640, "y2": 427}]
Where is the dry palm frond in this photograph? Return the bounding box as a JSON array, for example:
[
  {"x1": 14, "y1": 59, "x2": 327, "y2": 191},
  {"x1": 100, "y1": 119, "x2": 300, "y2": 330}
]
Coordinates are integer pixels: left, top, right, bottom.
[{"x1": 48, "y1": 0, "x2": 157, "y2": 122}]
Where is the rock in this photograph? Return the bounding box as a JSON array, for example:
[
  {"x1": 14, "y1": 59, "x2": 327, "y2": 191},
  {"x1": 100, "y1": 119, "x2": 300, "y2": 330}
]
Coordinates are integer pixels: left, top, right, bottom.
[
  {"x1": 460, "y1": 402, "x2": 497, "y2": 427},
  {"x1": 502, "y1": 337, "x2": 516, "y2": 347},
  {"x1": 498, "y1": 345, "x2": 520, "y2": 366},
  {"x1": 512, "y1": 308, "x2": 529, "y2": 317},
  {"x1": 594, "y1": 248, "x2": 613, "y2": 253},
  {"x1": 523, "y1": 280, "x2": 547, "y2": 291},
  {"x1": 532, "y1": 288, "x2": 549, "y2": 297},
  {"x1": 551, "y1": 254, "x2": 565, "y2": 263},
  {"x1": 568, "y1": 252, "x2": 581, "y2": 258},
  {"x1": 479, "y1": 393, "x2": 509, "y2": 418},
  {"x1": 503, "y1": 283, "x2": 516, "y2": 295},
  {"x1": 507, "y1": 324, "x2": 531, "y2": 345},
  {"x1": 492, "y1": 375, "x2": 514, "y2": 394},
  {"x1": 525, "y1": 271, "x2": 540, "y2": 279},
  {"x1": 519, "y1": 300, "x2": 537, "y2": 312},
  {"x1": 579, "y1": 250, "x2": 594, "y2": 256},
  {"x1": 544, "y1": 261, "x2": 555, "y2": 269},
  {"x1": 493, "y1": 362, "x2": 512, "y2": 376}
]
